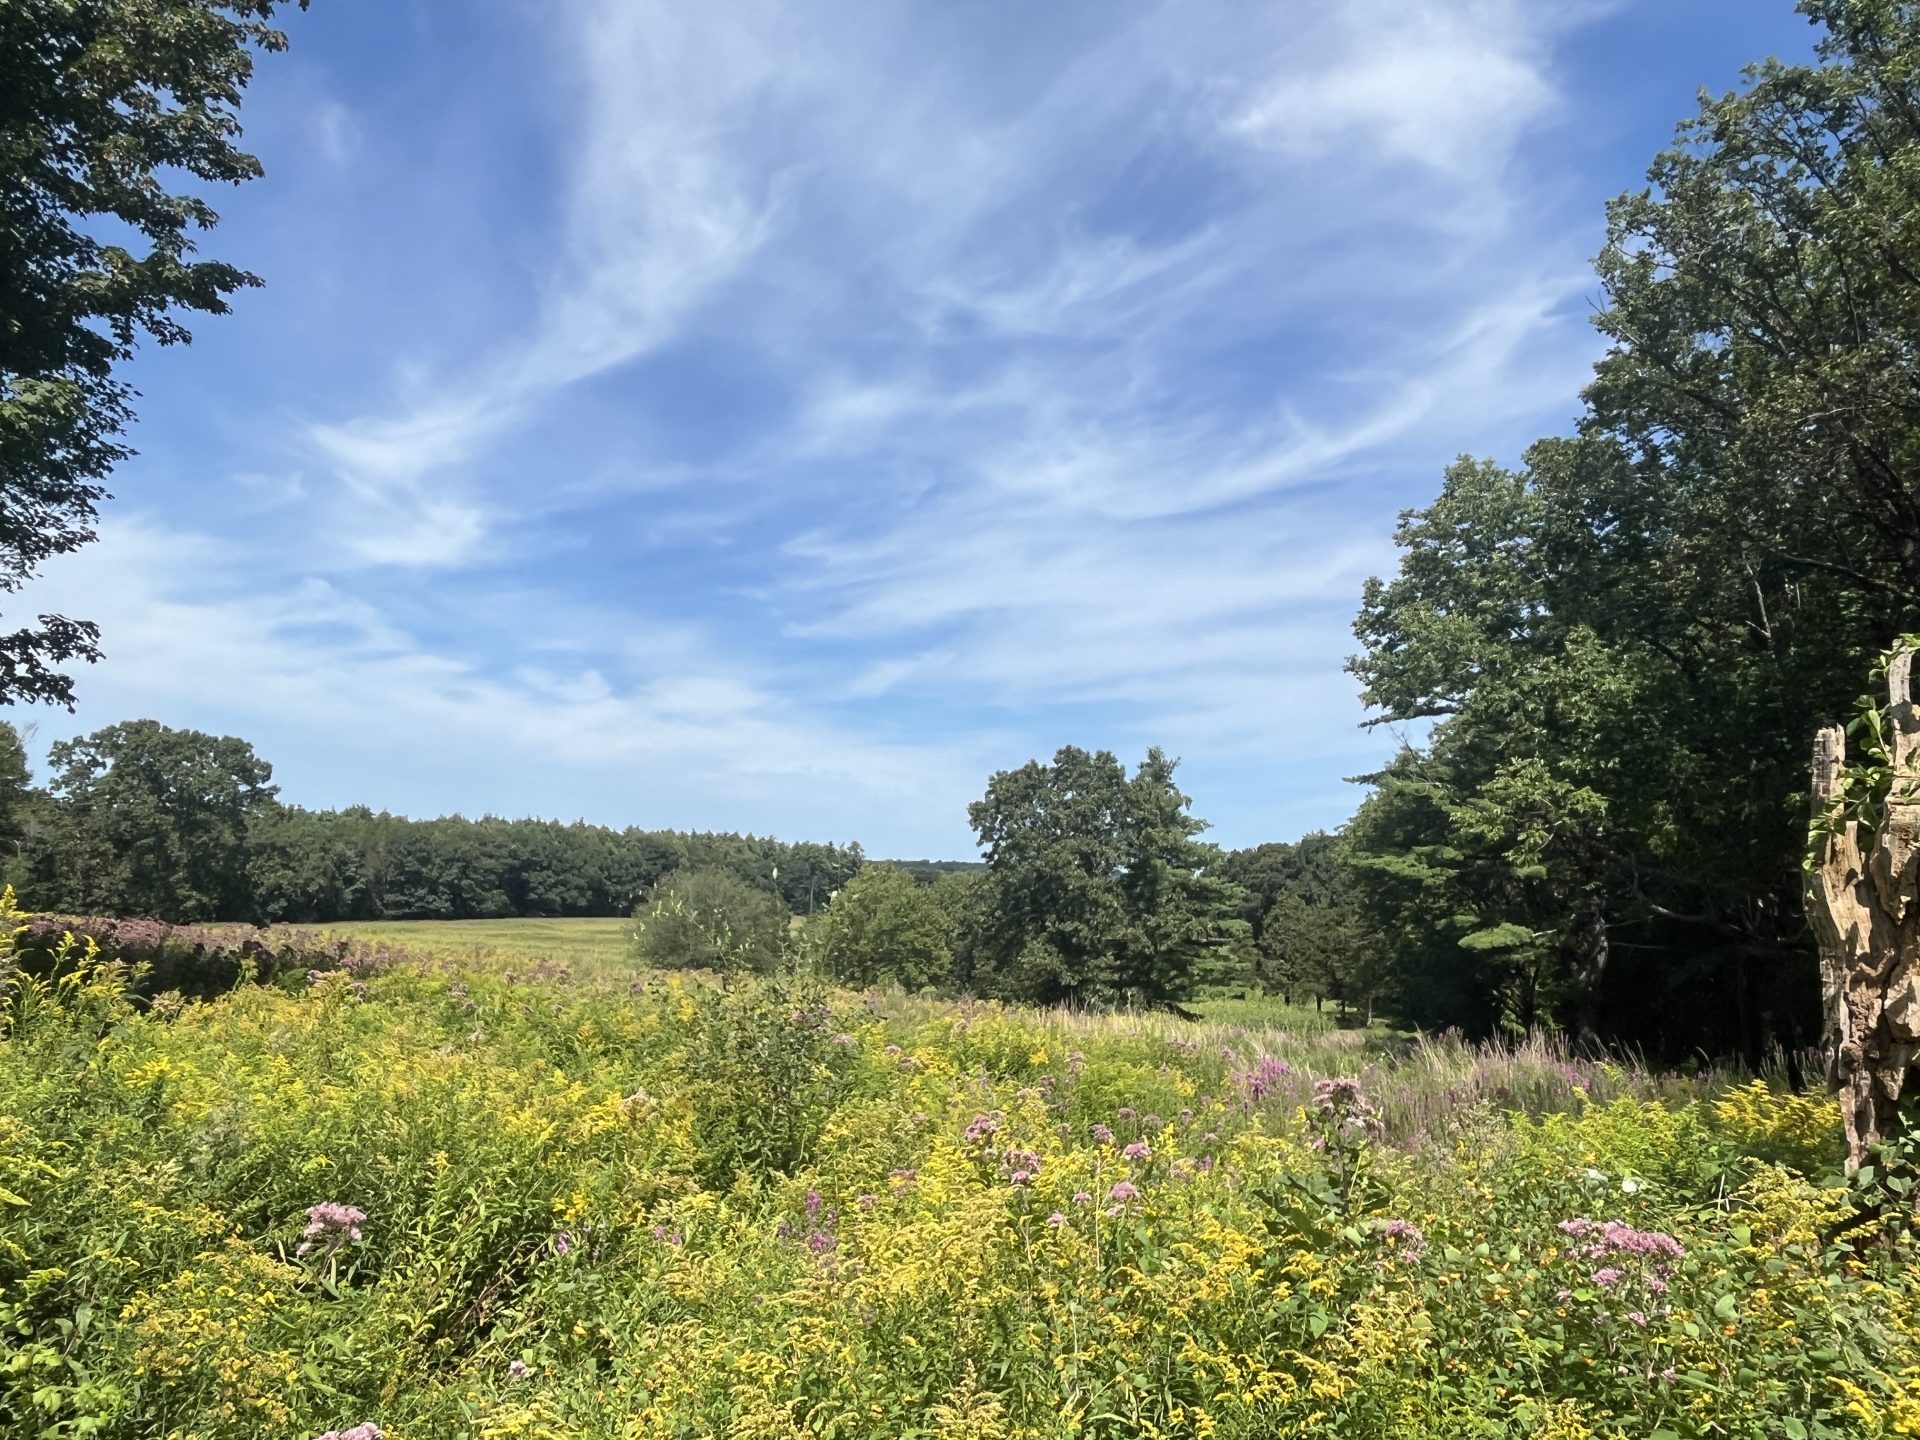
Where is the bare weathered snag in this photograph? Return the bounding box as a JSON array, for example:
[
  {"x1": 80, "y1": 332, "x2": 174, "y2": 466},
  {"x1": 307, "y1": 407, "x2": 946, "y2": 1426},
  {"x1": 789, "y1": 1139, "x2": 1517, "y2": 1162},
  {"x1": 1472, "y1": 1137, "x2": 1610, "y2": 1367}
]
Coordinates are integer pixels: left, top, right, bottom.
[{"x1": 1807, "y1": 648, "x2": 1920, "y2": 1172}]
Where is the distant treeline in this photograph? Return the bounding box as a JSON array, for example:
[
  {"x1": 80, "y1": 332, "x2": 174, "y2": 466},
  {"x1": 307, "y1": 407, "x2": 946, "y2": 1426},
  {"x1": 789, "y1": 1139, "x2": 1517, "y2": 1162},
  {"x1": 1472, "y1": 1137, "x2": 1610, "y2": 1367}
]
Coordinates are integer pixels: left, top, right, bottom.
[
  {"x1": 0, "y1": 719, "x2": 866, "y2": 924},
  {"x1": 0, "y1": 719, "x2": 1368, "y2": 1013}
]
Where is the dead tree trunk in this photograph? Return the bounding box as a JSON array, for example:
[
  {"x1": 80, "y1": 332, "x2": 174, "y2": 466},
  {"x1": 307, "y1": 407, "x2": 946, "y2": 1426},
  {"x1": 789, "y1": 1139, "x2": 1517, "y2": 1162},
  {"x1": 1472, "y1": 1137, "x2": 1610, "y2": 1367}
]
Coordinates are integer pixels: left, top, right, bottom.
[{"x1": 1807, "y1": 647, "x2": 1920, "y2": 1172}]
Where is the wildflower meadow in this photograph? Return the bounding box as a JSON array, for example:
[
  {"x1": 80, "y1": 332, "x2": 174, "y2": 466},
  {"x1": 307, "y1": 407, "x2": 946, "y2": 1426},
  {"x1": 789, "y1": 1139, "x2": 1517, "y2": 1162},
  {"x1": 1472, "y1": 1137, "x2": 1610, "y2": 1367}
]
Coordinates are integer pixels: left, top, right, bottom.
[{"x1": 1, "y1": 899, "x2": 1916, "y2": 1440}]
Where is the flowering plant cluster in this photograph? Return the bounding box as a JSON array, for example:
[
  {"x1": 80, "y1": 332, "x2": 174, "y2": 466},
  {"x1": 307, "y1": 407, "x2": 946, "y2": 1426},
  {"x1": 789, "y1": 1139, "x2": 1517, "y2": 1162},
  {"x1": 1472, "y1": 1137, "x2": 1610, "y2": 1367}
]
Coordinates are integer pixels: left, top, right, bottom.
[
  {"x1": 296, "y1": 1201, "x2": 366, "y2": 1260},
  {"x1": 0, "y1": 916, "x2": 1910, "y2": 1440}
]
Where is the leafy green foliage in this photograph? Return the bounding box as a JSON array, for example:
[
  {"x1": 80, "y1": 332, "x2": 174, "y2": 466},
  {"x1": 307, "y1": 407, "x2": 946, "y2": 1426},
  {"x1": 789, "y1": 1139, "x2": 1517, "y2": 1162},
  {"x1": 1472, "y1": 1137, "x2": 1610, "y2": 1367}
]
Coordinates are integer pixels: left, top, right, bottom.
[
  {"x1": 0, "y1": 0, "x2": 305, "y2": 706},
  {"x1": 1805, "y1": 635, "x2": 1920, "y2": 861},
  {"x1": 966, "y1": 746, "x2": 1240, "y2": 1005},
  {"x1": 811, "y1": 863, "x2": 953, "y2": 990},
  {"x1": 628, "y1": 865, "x2": 789, "y2": 975},
  {"x1": 27, "y1": 719, "x2": 276, "y2": 922},
  {"x1": 13, "y1": 718, "x2": 867, "y2": 924},
  {"x1": 0, "y1": 919, "x2": 1911, "y2": 1438},
  {"x1": 1347, "y1": 3, "x2": 1920, "y2": 1054}
]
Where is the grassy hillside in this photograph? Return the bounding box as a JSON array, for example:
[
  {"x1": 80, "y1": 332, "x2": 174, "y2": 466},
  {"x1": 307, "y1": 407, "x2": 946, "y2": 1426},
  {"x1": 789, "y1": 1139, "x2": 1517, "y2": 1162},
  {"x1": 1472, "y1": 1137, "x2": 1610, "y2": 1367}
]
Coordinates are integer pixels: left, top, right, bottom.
[{"x1": 1, "y1": 914, "x2": 1912, "y2": 1439}]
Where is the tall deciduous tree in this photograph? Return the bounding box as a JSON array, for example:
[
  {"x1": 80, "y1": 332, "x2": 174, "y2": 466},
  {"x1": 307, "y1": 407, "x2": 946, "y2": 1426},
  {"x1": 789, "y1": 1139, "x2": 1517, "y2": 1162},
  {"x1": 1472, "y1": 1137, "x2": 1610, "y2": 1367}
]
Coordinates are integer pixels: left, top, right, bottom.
[
  {"x1": 30, "y1": 719, "x2": 276, "y2": 920},
  {"x1": 0, "y1": 0, "x2": 305, "y2": 706},
  {"x1": 1348, "y1": 0, "x2": 1920, "y2": 1056},
  {"x1": 967, "y1": 746, "x2": 1238, "y2": 1006}
]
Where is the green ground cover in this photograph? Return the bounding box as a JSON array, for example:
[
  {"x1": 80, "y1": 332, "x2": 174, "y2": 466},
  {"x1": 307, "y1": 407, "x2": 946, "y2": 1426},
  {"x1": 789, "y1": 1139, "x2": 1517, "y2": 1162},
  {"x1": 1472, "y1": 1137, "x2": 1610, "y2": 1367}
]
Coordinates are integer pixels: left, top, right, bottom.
[
  {"x1": 1, "y1": 911, "x2": 1913, "y2": 1439},
  {"x1": 322, "y1": 917, "x2": 634, "y2": 971}
]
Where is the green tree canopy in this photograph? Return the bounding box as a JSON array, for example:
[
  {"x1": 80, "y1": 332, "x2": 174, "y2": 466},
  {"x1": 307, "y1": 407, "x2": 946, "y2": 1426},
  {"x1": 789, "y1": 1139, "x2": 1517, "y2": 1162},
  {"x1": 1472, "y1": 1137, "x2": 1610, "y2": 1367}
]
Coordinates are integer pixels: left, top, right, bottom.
[
  {"x1": 966, "y1": 746, "x2": 1239, "y2": 1006},
  {"x1": 811, "y1": 863, "x2": 953, "y2": 991},
  {"x1": 1347, "y1": 0, "x2": 1920, "y2": 1056},
  {"x1": 29, "y1": 718, "x2": 276, "y2": 921},
  {"x1": 1, "y1": 0, "x2": 304, "y2": 706}
]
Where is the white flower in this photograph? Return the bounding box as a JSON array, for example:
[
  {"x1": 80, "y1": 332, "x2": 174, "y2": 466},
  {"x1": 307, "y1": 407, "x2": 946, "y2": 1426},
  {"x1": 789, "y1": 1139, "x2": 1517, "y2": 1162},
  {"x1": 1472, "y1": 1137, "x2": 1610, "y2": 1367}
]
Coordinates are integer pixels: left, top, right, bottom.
[
  {"x1": 1620, "y1": 1177, "x2": 1643, "y2": 1195},
  {"x1": 1582, "y1": 1167, "x2": 1608, "y2": 1184}
]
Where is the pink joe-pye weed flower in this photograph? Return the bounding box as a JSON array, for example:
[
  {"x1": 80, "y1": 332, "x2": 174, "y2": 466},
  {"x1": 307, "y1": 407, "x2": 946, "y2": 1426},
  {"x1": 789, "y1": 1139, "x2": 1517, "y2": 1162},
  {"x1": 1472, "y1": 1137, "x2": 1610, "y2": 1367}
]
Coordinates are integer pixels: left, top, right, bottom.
[{"x1": 297, "y1": 1202, "x2": 367, "y2": 1260}]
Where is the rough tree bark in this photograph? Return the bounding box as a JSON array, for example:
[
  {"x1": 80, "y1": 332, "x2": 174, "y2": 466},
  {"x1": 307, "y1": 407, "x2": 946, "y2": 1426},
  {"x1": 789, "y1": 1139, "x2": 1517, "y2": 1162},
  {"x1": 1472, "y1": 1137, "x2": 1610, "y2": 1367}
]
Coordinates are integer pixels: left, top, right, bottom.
[{"x1": 1807, "y1": 647, "x2": 1920, "y2": 1173}]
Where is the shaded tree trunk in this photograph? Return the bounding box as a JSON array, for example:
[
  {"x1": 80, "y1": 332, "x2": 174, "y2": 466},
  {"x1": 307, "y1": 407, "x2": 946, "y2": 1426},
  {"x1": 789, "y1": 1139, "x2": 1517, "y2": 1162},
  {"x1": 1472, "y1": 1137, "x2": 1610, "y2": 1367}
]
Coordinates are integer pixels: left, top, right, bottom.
[{"x1": 1807, "y1": 648, "x2": 1920, "y2": 1172}]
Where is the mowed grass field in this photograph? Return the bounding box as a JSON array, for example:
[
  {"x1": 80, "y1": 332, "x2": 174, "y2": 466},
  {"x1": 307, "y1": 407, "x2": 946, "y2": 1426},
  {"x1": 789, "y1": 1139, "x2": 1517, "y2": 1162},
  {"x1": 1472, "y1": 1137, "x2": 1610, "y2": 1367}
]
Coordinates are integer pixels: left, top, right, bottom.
[
  {"x1": 318, "y1": 917, "x2": 1351, "y2": 1032},
  {"x1": 322, "y1": 915, "x2": 634, "y2": 969}
]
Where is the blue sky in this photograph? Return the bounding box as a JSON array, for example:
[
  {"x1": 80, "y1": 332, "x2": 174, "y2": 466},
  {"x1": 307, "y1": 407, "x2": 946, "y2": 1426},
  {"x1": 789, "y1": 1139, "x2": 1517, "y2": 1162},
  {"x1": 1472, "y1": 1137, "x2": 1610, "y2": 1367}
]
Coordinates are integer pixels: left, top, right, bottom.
[{"x1": 26, "y1": 0, "x2": 1818, "y2": 857}]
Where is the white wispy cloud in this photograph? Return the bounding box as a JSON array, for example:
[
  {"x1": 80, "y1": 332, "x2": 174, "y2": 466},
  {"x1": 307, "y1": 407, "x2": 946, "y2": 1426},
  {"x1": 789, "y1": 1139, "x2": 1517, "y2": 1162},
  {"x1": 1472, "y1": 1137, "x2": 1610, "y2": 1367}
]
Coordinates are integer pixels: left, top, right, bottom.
[
  {"x1": 1223, "y1": 0, "x2": 1578, "y2": 178},
  {"x1": 300, "y1": 0, "x2": 799, "y2": 566},
  {"x1": 313, "y1": 99, "x2": 360, "y2": 168},
  {"x1": 63, "y1": 0, "x2": 1636, "y2": 849},
  {"x1": 30, "y1": 521, "x2": 987, "y2": 842}
]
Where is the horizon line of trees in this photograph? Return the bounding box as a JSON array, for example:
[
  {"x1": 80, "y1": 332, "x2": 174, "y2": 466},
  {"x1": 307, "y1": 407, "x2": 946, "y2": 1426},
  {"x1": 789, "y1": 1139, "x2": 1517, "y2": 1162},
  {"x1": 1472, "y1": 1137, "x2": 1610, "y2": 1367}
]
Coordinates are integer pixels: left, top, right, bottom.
[
  {"x1": 0, "y1": 718, "x2": 873, "y2": 925},
  {"x1": 1, "y1": 717, "x2": 1385, "y2": 1017}
]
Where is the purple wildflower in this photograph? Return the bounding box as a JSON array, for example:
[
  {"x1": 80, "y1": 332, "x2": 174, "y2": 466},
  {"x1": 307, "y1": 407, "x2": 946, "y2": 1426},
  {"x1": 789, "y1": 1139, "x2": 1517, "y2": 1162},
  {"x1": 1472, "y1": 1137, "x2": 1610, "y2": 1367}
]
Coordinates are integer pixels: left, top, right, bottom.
[
  {"x1": 297, "y1": 1202, "x2": 366, "y2": 1259},
  {"x1": 1046, "y1": 1211, "x2": 1068, "y2": 1227},
  {"x1": 507, "y1": 1359, "x2": 532, "y2": 1382},
  {"x1": 1379, "y1": 1218, "x2": 1425, "y2": 1261},
  {"x1": 1233, "y1": 1056, "x2": 1295, "y2": 1103},
  {"x1": 1108, "y1": 1181, "x2": 1140, "y2": 1204},
  {"x1": 314, "y1": 1428, "x2": 383, "y2": 1440},
  {"x1": 1116, "y1": 1106, "x2": 1136, "y2": 1121},
  {"x1": 964, "y1": 1112, "x2": 1001, "y2": 1145},
  {"x1": 1090, "y1": 1123, "x2": 1114, "y2": 1145},
  {"x1": 1593, "y1": 1266, "x2": 1625, "y2": 1288},
  {"x1": 1121, "y1": 1141, "x2": 1151, "y2": 1162},
  {"x1": 1311, "y1": 1077, "x2": 1384, "y2": 1146},
  {"x1": 1557, "y1": 1218, "x2": 1684, "y2": 1262},
  {"x1": 1072, "y1": 1190, "x2": 1093, "y2": 1206}
]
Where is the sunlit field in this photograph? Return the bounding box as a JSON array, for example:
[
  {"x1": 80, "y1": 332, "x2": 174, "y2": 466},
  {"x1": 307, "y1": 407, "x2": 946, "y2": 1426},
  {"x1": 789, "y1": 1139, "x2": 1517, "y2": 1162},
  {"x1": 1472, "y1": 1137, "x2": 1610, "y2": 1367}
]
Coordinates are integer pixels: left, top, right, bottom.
[
  {"x1": 3, "y1": 909, "x2": 1913, "y2": 1440},
  {"x1": 322, "y1": 917, "x2": 634, "y2": 972}
]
